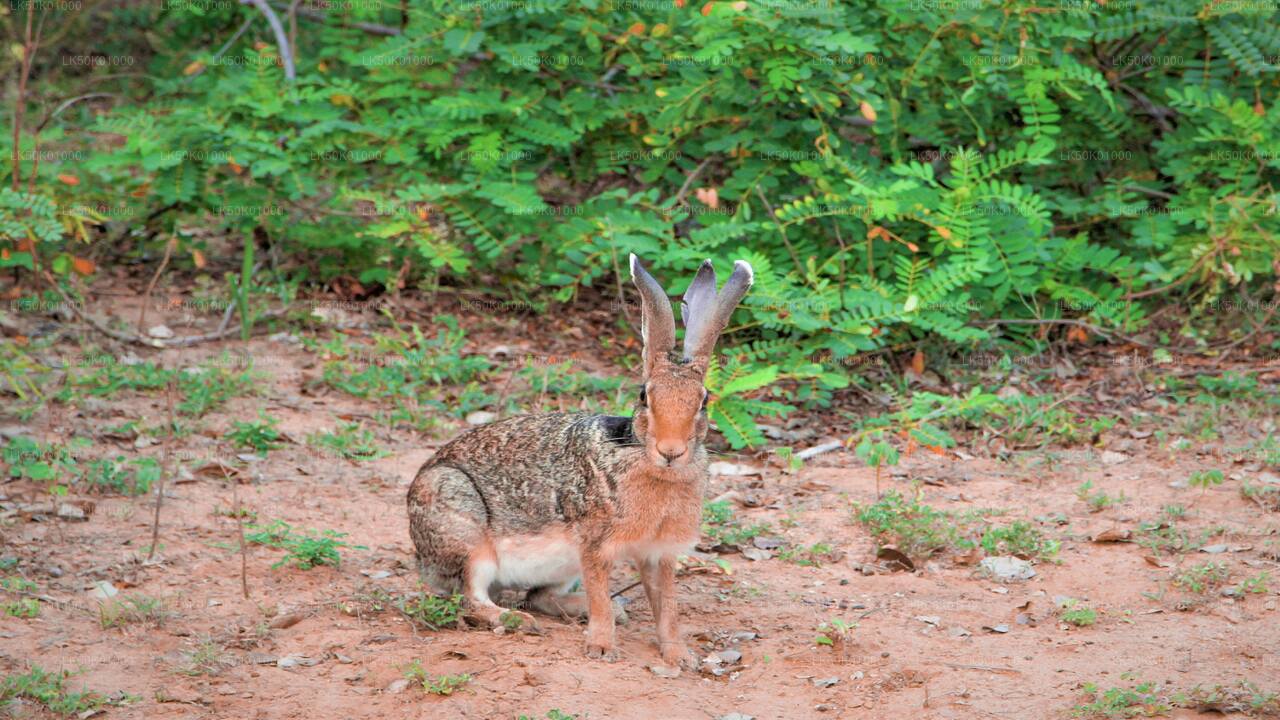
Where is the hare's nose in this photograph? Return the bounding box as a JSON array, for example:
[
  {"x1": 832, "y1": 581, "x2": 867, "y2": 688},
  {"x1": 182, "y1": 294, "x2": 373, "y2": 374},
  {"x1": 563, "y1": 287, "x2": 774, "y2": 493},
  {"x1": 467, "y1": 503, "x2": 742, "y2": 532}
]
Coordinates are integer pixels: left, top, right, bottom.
[{"x1": 657, "y1": 441, "x2": 686, "y2": 461}]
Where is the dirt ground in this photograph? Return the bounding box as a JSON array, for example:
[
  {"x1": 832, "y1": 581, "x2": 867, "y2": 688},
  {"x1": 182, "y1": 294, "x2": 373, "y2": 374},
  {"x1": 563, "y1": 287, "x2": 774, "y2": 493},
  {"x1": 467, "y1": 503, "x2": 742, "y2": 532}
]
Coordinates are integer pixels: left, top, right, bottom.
[{"x1": 2, "y1": 293, "x2": 1279, "y2": 720}]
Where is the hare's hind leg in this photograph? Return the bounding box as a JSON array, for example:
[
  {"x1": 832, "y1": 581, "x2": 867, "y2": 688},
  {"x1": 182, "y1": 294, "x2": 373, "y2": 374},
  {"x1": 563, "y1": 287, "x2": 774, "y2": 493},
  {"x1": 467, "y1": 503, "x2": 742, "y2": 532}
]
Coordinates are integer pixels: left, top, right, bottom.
[{"x1": 407, "y1": 466, "x2": 534, "y2": 630}]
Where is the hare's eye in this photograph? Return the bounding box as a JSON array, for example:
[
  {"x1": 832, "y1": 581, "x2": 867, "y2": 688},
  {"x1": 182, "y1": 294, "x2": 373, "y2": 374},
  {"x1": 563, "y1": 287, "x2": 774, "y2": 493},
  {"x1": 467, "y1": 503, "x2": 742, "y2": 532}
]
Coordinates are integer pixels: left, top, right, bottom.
[{"x1": 638, "y1": 386, "x2": 648, "y2": 405}]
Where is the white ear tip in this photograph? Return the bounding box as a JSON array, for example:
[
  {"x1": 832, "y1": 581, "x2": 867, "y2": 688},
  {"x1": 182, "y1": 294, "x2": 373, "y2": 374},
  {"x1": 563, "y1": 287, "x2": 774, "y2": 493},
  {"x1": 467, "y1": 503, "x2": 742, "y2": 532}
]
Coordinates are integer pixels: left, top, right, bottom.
[
  {"x1": 734, "y1": 259, "x2": 754, "y2": 285},
  {"x1": 629, "y1": 253, "x2": 639, "y2": 279}
]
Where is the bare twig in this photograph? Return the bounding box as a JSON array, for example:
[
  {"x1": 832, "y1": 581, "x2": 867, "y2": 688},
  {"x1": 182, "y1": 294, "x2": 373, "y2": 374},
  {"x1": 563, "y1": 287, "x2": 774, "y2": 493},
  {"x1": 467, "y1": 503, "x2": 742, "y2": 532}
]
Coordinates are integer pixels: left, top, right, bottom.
[
  {"x1": 138, "y1": 234, "x2": 177, "y2": 334},
  {"x1": 11, "y1": 3, "x2": 36, "y2": 191},
  {"x1": 796, "y1": 440, "x2": 843, "y2": 461},
  {"x1": 278, "y1": 3, "x2": 401, "y2": 35},
  {"x1": 755, "y1": 186, "x2": 806, "y2": 278},
  {"x1": 239, "y1": 0, "x2": 296, "y2": 81},
  {"x1": 672, "y1": 156, "x2": 713, "y2": 207},
  {"x1": 148, "y1": 378, "x2": 177, "y2": 562},
  {"x1": 228, "y1": 468, "x2": 249, "y2": 599},
  {"x1": 35, "y1": 93, "x2": 116, "y2": 132}
]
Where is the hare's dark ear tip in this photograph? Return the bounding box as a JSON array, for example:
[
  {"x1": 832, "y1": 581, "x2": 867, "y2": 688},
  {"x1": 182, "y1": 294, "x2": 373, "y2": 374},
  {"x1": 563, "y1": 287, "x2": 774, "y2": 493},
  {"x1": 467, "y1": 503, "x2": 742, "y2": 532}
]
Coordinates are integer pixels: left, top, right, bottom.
[
  {"x1": 734, "y1": 259, "x2": 755, "y2": 285},
  {"x1": 700, "y1": 258, "x2": 714, "y2": 270}
]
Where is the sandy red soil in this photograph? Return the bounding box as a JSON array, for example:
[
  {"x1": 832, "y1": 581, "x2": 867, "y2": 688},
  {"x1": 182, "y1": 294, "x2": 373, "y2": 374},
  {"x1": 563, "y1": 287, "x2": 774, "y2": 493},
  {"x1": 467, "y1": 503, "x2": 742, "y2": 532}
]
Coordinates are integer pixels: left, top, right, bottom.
[{"x1": 2, "y1": 295, "x2": 1278, "y2": 720}]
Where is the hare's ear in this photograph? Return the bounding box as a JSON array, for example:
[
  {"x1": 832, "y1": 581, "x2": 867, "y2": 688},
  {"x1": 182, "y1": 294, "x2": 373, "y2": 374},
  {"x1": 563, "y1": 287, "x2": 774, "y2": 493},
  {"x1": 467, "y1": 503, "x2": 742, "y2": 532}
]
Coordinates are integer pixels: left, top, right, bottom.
[
  {"x1": 682, "y1": 259, "x2": 753, "y2": 363},
  {"x1": 630, "y1": 253, "x2": 676, "y2": 377}
]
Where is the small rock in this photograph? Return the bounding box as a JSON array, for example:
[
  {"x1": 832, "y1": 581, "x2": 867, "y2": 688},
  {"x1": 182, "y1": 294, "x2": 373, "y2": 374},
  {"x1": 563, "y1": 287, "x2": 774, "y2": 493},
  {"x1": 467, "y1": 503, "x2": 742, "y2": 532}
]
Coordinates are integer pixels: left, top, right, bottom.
[
  {"x1": 915, "y1": 616, "x2": 940, "y2": 626},
  {"x1": 948, "y1": 626, "x2": 971, "y2": 637},
  {"x1": 1200, "y1": 544, "x2": 1230, "y2": 554},
  {"x1": 268, "y1": 613, "x2": 305, "y2": 629},
  {"x1": 56, "y1": 504, "x2": 86, "y2": 521},
  {"x1": 715, "y1": 649, "x2": 743, "y2": 664},
  {"x1": 236, "y1": 453, "x2": 262, "y2": 463},
  {"x1": 133, "y1": 436, "x2": 157, "y2": 450},
  {"x1": 741, "y1": 547, "x2": 770, "y2": 561},
  {"x1": 360, "y1": 569, "x2": 392, "y2": 580},
  {"x1": 983, "y1": 624, "x2": 1010, "y2": 634},
  {"x1": 717, "y1": 714, "x2": 755, "y2": 720},
  {"x1": 247, "y1": 653, "x2": 278, "y2": 665},
  {"x1": 147, "y1": 325, "x2": 174, "y2": 339},
  {"x1": 267, "y1": 332, "x2": 300, "y2": 344},
  {"x1": 731, "y1": 631, "x2": 757, "y2": 642},
  {"x1": 465, "y1": 411, "x2": 497, "y2": 426},
  {"x1": 812, "y1": 676, "x2": 840, "y2": 688},
  {"x1": 1129, "y1": 429, "x2": 1153, "y2": 439},
  {"x1": 1100, "y1": 450, "x2": 1129, "y2": 466},
  {"x1": 649, "y1": 665, "x2": 680, "y2": 679},
  {"x1": 708, "y1": 461, "x2": 762, "y2": 477},
  {"x1": 384, "y1": 678, "x2": 409, "y2": 694},
  {"x1": 45, "y1": 565, "x2": 63, "y2": 578},
  {"x1": 88, "y1": 581, "x2": 117, "y2": 599},
  {"x1": 277, "y1": 654, "x2": 322, "y2": 669},
  {"x1": 980, "y1": 556, "x2": 1036, "y2": 582},
  {"x1": 752, "y1": 536, "x2": 785, "y2": 550},
  {"x1": 996, "y1": 386, "x2": 1022, "y2": 399}
]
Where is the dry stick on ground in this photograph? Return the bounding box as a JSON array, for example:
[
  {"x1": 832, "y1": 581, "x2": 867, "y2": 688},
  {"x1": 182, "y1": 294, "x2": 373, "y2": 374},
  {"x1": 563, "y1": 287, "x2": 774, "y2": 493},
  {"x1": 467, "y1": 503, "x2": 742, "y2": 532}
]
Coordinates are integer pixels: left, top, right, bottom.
[
  {"x1": 137, "y1": 234, "x2": 177, "y2": 334},
  {"x1": 148, "y1": 377, "x2": 177, "y2": 562},
  {"x1": 755, "y1": 185, "x2": 806, "y2": 278},
  {"x1": 228, "y1": 469, "x2": 249, "y2": 600}
]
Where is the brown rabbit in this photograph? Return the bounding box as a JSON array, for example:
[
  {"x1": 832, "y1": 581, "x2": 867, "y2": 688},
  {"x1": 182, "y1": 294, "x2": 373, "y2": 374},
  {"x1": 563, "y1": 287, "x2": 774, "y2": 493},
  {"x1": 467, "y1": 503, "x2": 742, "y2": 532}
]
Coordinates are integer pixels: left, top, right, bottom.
[{"x1": 406, "y1": 254, "x2": 752, "y2": 665}]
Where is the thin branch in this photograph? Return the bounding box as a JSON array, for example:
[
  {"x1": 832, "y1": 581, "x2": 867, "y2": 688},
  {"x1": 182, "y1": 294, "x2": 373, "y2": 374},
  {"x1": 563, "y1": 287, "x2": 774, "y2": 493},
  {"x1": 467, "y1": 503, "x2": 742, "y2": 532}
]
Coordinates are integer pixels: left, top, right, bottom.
[
  {"x1": 672, "y1": 156, "x2": 712, "y2": 207},
  {"x1": 239, "y1": 0, "x2": 296, "y2": 81},
  {"x1": 36, "y1": 93, "x2": 116, "y2": 132},
  {"x1": 148, "y1": 378, "x2": 176, "y2": 562},
  {"x1": 137, "y1": 234, "x2": 177, "y2": 334},
  {"x1": 273, "y1": 2, "x2": 401, "y2": 36},
  {"x1": 755, "y1": 186, "x2": 806, "y2": 278}
]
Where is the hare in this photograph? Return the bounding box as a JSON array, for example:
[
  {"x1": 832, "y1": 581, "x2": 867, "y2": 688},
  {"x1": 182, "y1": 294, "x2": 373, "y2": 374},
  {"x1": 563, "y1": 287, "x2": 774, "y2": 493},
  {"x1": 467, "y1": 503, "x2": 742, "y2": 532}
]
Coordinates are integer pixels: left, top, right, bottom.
[{"x1": 406, "y1": 254, "x2": 752, "y2": 665}]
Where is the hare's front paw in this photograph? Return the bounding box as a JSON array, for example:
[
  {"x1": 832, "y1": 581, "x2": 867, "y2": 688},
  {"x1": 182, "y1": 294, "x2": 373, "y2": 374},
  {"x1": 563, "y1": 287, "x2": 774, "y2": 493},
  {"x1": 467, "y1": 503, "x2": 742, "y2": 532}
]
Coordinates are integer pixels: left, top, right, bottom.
[
  {"x1": 660, "y1": 641, "x2": 698, "y2": 670},
  {"x1": 585, "y1": 640, "x2": 620, "y2": 662}
]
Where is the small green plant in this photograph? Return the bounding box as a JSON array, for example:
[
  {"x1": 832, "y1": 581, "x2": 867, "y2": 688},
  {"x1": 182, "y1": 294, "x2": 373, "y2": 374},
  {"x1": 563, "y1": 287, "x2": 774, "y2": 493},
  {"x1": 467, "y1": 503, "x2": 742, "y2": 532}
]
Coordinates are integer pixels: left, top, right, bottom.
[
  {"x1": 98, "y1": 595, "x2": 168, "y2": 629},
  {"x1": 1232, "y1": 572, "x2": 1270, "y2": 596},
  {"x1": 1171, "y1": 681, "x2": 1280, "y2": 715},
  {"x1": 778, "y1": 542, "x2": 837, "y2": 567},
  {"x1": 2, "y1": 437, "x2": 84, "y2": 482},
  {"x1": 854, "y1": 490, "x2": 963, "y2": 560},
  {"x1": 1187, "y1": 469, "x2": 1225, "y2": 499},
  {"x1": 1137, "y1": 521, "x2": 1205, "y2": 556},
  {"x1": 399, "y1": 592, "x2": 464, "y2": 630},
  {"x1": 979, "y1": 521, "x2": 1060, "y2": 562},
  {"x1": 1059, "y1": 599, "x2": 1098, "y2": 627},
  {"x1": 402, "y1": 661, "x2": 471, "y2": 696},
  {"x1": 1072, "y1": 681, "x2": 1170, "y2": 718},
  {"x1": 1076, "y1": 480, "x2": 1124, "y2": 513},
  {"x1": 815, "y1": 618, "x2": 856, "y2": 647},
  {"x1": 1241, "y1": 481, "x2": 1280, "y2": 511},
  {"x1": 1161, "y1": 505, "x2": 1187, "y2": 520},
  {"x1": 1174, "y1": 562, "x2": 1231, "y2": 594},
  {"x1": 178, "y1": 637, "x2": 230, "y2": 676},
  {"x1": 83, "y1": 457, "x2": 160, "y2": 496},
  {"x1": 225, "y1": 412, "x2": 283, "y2": 454},
  {"x1": 0, "y1": 666, "x2": 106, "y2": 716},
  {"x1": 245, "y1": 520, "x2": 363, "y2": 570},
  {"x1": 518, "y1": 712, "x2": 580, "y2": 720},
  {"x1": 701, "y1": 500, "x2": 772, "y2": 548},
  {"x1": 3, "y1": 598, "x2": 40, "y2": 618},
  {"x1": 307, "y1": 422, "x2": 388, "y2": 461}
]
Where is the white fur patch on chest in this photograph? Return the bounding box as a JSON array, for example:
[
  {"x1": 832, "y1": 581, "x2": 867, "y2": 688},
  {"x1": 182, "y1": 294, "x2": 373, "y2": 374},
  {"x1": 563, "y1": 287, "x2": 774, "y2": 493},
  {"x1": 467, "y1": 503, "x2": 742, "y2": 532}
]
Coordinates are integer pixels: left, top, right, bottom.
[{"x1": 492, "y1": 531, "x2": 581, "y2": 589}]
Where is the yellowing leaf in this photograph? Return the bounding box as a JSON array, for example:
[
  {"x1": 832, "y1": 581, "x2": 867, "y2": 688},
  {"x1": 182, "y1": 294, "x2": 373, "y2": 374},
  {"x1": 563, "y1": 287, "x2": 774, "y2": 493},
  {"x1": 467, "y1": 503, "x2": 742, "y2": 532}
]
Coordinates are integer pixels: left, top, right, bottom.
[
  {"x1": 859, "y1": 100, "x2": 877, "y2": 122},
  {"x1": 56, "y1": 174, "x2": 80, "y2": 186},
  {"x1": 936, "y1": 226, "x2": 952, "y2": 240},
  {"x1": 651, "y1": 23, "x2": 670, "y2": 37},
  {"x1": 701, "y1": 1, "x2": 714, "y2": 15},
  {"x1": 191, "y1": 249, "x2": 207, "y2": 269},
  {"x1": 627, "y1": 22, "x2": 646, "y2": 35},
  {"x1": 330, "y1": 93, "x2": 356, "y2": 109},
  {"x1": 183, "y1": 60, "x2": 205, "y2": 76},
  {"x1": 655, "y1": 88, "x2": 669, "y2": 98}
]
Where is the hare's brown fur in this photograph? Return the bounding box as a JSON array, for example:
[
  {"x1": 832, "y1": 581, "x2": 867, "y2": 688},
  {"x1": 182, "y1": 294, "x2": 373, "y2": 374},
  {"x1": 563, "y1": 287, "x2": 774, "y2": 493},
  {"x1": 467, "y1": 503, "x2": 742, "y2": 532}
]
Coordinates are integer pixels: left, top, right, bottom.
[{"x1": 407, "y1": 256, "x2": 751, "y2": 665}]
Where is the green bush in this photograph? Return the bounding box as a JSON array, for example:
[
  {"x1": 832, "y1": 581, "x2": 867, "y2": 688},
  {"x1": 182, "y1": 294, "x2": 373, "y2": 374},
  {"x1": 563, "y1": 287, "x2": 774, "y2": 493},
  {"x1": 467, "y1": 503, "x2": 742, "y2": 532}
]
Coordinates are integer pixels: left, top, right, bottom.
[{"x1": 4, "y1": 1, "x2": 1278, "y2": 443}]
